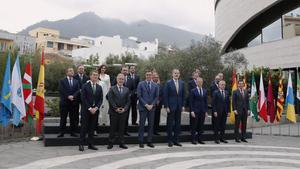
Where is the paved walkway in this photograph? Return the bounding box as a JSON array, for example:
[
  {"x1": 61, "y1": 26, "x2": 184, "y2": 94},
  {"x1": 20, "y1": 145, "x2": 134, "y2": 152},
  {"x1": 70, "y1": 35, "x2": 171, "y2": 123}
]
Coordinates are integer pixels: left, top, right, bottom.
[{"x1": 1, "y1": 135, "x2": 300, "y2": 169}]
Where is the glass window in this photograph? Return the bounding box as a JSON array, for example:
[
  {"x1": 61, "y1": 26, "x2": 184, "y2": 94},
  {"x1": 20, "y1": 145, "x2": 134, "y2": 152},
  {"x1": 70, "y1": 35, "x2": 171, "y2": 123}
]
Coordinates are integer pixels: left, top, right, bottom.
[
  {"x1": 67, "y1": 44, "x2": 73, "y2": 50},
  {"x1": 248, "y1": 34, "x2": 262, "y2": 47},
  {"x1": 262, "y1": 18, "x2": 282, "y2": 43},
  {"x1": 47, "y1": 41, "x2": 53, "y2": 48}
]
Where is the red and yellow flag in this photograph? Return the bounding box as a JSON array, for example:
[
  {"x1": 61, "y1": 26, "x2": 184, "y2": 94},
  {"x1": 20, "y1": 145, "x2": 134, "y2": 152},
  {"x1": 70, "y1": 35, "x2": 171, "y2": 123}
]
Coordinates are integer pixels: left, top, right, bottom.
[
  {"x1": 34, "y1": 49, "x2": 45, "y2": 135},
  {"x1": 229, "y1": 68, "x2": 237, "y2": 124},
  {"x1": 276, "y1": 71, "x2": 284, "y2": 122}
]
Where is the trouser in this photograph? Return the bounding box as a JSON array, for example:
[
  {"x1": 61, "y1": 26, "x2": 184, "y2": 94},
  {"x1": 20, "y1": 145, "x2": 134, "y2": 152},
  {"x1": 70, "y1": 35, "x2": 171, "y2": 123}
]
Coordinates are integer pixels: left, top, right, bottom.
[
  {"x1": 109, "y1": 111, "x2": 128, "y2": 144},
  {"x1": 235, "y1": 109, "x2": 248, "y2": 139},
  {"x1": 138, "y1": 109, "x2": 155, "y2": 143},
  {"x1": 191, "y1": 112, "x2": 205, "y2": 141},
  {"x1": 167, "y1": 108, "x2": 181, "y2": 143},
  {"x1": 154, "y1": 104, "x2": 162, "y2": 133},
  {"x1": 130, "y1": 94, "x2": 138, "y2": 124},
  {"x1": 59, "y1": 103, "x2": 77, "y2": 134},
  {"x1": 80, "y1": 110, "x2": 98, "y2": 145},
  {"x1": 212, "y1": 111, "x2": 227, "y2": 140}
]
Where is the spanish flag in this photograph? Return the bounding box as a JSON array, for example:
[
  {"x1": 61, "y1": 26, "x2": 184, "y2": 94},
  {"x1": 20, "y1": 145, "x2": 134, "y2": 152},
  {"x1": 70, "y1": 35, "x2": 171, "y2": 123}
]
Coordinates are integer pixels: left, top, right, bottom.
[
  {"x1": 34, "y1": 49, "x2": 45, "y2": 135},
  {"x1": 285, "y1": 71, "x2": 296, "y2": 123},
  {"x1": 229, "y1": 68, "x2": 237, "y2": 124}
]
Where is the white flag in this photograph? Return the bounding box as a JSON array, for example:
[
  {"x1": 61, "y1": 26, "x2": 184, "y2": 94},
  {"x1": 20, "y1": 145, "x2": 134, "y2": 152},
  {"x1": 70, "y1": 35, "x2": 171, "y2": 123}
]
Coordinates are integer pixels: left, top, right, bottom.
[{"x1": 11, "y1": 56, "x2": 26, "y2": 125}]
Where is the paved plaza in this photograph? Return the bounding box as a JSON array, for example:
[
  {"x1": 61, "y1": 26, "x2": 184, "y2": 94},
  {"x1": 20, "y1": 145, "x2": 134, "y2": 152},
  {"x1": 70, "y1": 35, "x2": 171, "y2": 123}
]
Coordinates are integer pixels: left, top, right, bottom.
[{"x1": 0, "y1": 135, "x2": 300, "y2": 169}]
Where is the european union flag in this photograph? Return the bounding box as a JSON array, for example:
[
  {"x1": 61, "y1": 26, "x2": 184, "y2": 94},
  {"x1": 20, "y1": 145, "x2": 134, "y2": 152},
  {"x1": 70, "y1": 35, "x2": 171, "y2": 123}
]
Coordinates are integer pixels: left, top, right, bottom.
[{"x1": 0, "y1": 52, "x2": 12, "y2": 127}]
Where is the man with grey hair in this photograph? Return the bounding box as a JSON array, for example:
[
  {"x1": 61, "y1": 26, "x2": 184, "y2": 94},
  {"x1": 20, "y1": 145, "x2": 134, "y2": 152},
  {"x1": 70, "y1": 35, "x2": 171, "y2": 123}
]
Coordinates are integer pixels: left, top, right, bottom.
[
  {"x1": 212, "y1": 80, "x2": 230, "y2": 144},
  {"x1": 107, "y1": 73, "x2": 131, "y2": 149}
]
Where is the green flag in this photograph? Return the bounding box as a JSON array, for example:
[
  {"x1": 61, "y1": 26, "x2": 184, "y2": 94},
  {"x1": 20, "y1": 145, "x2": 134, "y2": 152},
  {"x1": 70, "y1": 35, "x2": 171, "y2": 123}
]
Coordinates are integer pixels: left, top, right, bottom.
[{"x1": 250, "y1": 72, "x2": 259, "y2": 121}]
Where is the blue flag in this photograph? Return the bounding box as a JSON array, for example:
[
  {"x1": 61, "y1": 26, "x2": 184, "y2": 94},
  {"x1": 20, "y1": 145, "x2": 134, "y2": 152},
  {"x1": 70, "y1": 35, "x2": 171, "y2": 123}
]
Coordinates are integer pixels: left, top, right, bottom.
[{"x1": 0, "y1": 52, "x2": 12, "y2": 127}]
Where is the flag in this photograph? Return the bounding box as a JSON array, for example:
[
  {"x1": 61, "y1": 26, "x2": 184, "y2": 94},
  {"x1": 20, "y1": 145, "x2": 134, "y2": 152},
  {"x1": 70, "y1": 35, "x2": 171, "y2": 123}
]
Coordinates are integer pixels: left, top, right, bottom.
[
  {"x1": 0, "y1": 53, "x2": 12, "y2": 127},
  {"x1": 229, "y1": 68, "x2": 237, "y2": 124},
  {"x1": 297, "y1": 68, "x2": 300, "y2": 101},
  {"x1": 285, "y1": 71, "x2": 296, "y2": 123},
  {"x1": 23, "y1": 63, "x2": 34, "y2": 124},
  {"x1": 243, "y1": 71, "x2": 247, "y2": 90},
  {"x1": 258, "y1": 71, "x2": 268, "y2": 123},
  {"x1": 276, "y1": 71, "x2": 284, "y2": 122},
  {"x1": 34, "y1": 49, "x2": 45, "y2": 134},
  {"x1": 267, "y1": 72, "x2": 275, "y2": 123},
  {"x1": 250, "y1": 72, "x2": 259, "y2": 122},
  {"x1": 11, "y1": 56, "x2": 26, "y2": 125}
]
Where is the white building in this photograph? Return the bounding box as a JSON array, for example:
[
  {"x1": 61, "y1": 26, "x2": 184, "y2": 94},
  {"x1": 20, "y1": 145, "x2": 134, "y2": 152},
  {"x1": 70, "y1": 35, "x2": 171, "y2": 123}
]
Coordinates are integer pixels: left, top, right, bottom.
[{"x1": 72, "y1": 35, "x2": 158, "y2": 64}]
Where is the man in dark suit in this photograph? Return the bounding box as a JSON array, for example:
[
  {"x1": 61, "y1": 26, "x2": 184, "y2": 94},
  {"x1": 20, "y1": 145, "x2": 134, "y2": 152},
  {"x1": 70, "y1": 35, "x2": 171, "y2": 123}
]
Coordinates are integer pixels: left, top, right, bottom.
[
  {"x1": 79, "y1": 70, "x2": 103, "y2": 151},
  {"x1": 107, "y1": 73, "x2": 131, "y2": 149},
  {"x1": 58, "y1": 68, "x2": 80, "y2": 137},
  {"x1": 212, "y1": 80, "x2": 230, "y2": 144},
  {"x1": 190, "y1": 77, "x2": 208, "y2": 145},
  {"x1": 164, "y1": 69, "x2": 185, "y2": 147},
  {"x1": 129, "y1": 65, "x2": 140, "y2": 125},
  {"x1": 187, "y1": 72, "x2": 199, "y2": 125},
  {"x1": 73, "y1": 65, "x2": 89, "y2": 129},
  {"x1": 153, "y1": 72, "x2": 163, "y2": 135},
  {"x1": 121, "y1": 66, "x2": 134, "y2": 136},
  {"x1": 137, "y1": 70, "x2": 159, "y2": 148},
  {"x1": 232, "y1": 80, "x2": 250, "y2": 143},
  {"x1": 210, "y1": 75, "x2": 220, "y2": 97}
]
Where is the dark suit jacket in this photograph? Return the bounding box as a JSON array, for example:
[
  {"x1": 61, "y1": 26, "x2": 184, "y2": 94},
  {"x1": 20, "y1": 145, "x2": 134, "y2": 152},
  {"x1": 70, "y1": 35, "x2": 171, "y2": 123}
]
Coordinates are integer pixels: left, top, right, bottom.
[
  {"x1": 137, "y1": 81, "x2": 159, "y2": 112},
  {"x1": 232, "y1": 89, "x2": 249, "y2": 114},
  {"x1": 124, "y1": 75, "x2": 134, "y2": 93},
  {"x1": 210, "y1": 81, "x2": 219, "y2": 96},
  {"x1": 129, "y1": 73, "x2": 140, "y2": 93},
  {"x1": 73, "y1": 73, "x2": 89, "y2": 89},
  {"x1": 163, "y1": 79, "x2": 185, "y2": 112},
  {"x1": 59, "y1": 77, "x2": 80, "y2": 106},
  {"x1": 107, "y1": 85, "x2": 131, "y2": 114},
  {"x1": 188, "y1": 79, "x2": 197, "y2": 92},
  {"x1": 212, "y1": 90, "x2": 230, "y2": 114},
  {"x1": 190, "y1": 87, "x2": 208, "y2": 113},
  {"x1": 80, "y1": 82, "x2": 103, "y2": 112}
]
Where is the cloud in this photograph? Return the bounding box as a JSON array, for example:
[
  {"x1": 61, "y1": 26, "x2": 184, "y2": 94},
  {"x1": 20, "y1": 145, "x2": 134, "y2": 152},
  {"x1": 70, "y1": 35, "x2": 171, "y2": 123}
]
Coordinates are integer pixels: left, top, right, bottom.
[{"x1": 0, "y1": 0, "x2": 214, "y2": 35}]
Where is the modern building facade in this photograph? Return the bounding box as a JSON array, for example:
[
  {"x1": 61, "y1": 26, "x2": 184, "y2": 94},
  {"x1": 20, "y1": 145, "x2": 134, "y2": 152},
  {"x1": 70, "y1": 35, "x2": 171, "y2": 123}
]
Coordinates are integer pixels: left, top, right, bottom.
[
  {"x1": 215, "y1": 0, "x2": 300, "y2": 69},
  {"x1": 215, "y1": 0, "x2": 300, "y2": 114},
  {"x1": 29, "y1": 27, "x2": 91, "y2": 57}
]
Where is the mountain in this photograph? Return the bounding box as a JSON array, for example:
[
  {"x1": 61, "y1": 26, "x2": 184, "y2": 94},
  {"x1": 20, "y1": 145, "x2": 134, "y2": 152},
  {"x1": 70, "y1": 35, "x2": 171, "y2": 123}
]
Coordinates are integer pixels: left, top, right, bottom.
[{"x1": 18, "y1": 12, "x2": 203, "y2": 48}]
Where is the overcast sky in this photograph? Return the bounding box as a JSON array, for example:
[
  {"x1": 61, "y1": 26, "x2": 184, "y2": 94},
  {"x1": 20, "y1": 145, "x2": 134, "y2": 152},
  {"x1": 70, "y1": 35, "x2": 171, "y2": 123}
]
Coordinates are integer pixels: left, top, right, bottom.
[{"x1": 0, "y1": 0, "x2": 214, "y2": 35}]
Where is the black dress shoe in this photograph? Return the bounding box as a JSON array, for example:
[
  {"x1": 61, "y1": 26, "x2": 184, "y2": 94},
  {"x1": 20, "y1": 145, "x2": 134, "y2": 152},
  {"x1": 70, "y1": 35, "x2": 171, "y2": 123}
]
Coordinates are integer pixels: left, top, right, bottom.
[
  {"x1": 153, "y1": 132, "x2": 160, "y2": 136},
  {"x1": 79, "y1": 145, "x2": 84, "y2": 151},
  {"x1": 147, "y1": 143, "x2": 155, "y2": 148},
  {"x1": 191, "y1": 141, "x2": 197, "y2": 145},
  {"x1": 124, "y1": 132, "x2": 131, "y2": 136},
  {"x1": 235, "y1": 139, "x2": 241, "y2": 143},
  {"x1": 139, "y1": 143, "x2": 144, "y2": 148},
  {"x1": 215, "y1": 140, "x2": 220, "y2": 144},
  {"x1": 107, "y1": 144, "x2": 113, "y2": 149},
  {"x1": 168, "y1": 142, "x2": 173, "y2": 147},
  {"x1": 220, "y1": 139, "x2": 228, "y2": 143},
  {"x1": 88, "y1": 145, "x2": 98, "y2": 150},
  {"x1": 70, "y1": 133, "x2": 78, "y2": 137},
  {"x1": 198, "y1": 140, "x2": 205, "y2": 144},
  {"x1": 174, "y1": 142, "x2": 182, "y2": 147},
  {"x1": 119, "y1": 144, "x2": 128, "y2": 149},
  {"x1": 241, "y1": 139, "x2": 248, "y2": 143},
  {"x1": 57, "y1": 133, "x2": 64, "y2": 138}
]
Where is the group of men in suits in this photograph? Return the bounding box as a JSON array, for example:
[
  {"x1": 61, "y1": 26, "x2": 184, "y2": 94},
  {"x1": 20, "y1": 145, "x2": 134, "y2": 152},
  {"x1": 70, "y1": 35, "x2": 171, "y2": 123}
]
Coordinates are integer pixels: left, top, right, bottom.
[{"x1": 58, "y1": 65, "x2": 249, "y2": 151}]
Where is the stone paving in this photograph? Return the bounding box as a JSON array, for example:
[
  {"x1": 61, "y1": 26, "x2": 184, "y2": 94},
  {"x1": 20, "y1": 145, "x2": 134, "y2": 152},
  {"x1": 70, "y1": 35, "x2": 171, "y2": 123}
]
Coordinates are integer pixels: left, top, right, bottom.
[{"x1": 1, "y1": 135, "x2": 300, "y2": 169}]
